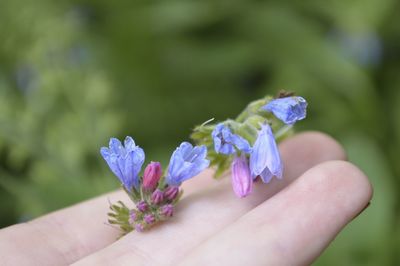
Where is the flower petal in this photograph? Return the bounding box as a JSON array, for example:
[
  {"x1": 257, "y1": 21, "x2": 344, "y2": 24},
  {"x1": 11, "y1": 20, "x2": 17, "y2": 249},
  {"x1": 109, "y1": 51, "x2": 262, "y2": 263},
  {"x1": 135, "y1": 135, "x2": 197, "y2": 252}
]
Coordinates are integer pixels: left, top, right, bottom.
[
  {"x1": 259, "y1": 166, "x2": 273, "y2": 183},
  {"x1": 109, "y1": 138, "x2": 124, "y2": 155},
  {"x1": 249, "y1": 124, "x2": 283, "y2": 182},
  {"x1": 124, "y1": 136, "x2": 136, "y2": 153},
  {"x1": 231, "y1": 134, "x2": 251, "y2": 154},
  {"x1": 249, "y1": 126, "x2": 270, "y2": 177},
  {"x1": 263, "y1": 96, "x2": 307, "y2": 125},
  {"x1": 101, "y1": 137, "x2": 145, "y2": 191},
  {"x1": 178, "y1": 142, "x2": 194, "y2": 159},
  {"x1": 100, "y1": 147, "x2": 124, "y2": 181},
  {"x1": 212, "y1": 123, "x2": 251, "y2": 155},
  {"x1": 167, "y1": 142, "x2": 210, "y2": 185},
  {"x1": 231, "y1": 154, "x2": 252, "y2": 198}
]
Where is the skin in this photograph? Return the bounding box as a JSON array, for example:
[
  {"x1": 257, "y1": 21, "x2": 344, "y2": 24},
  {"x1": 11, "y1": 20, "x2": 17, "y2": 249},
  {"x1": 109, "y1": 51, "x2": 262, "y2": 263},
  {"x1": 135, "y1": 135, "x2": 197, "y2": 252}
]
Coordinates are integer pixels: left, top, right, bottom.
[{"x1": 0, "y1": 132, "x2": 373, "y2": 266}]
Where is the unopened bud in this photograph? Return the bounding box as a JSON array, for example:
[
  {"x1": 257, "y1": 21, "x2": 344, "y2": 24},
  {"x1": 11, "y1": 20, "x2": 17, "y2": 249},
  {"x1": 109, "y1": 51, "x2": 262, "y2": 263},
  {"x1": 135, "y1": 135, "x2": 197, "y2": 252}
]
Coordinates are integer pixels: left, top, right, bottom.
[
  {"x1": 137, "y1": 200, "x2": 148, "y2": 212},
  {"x1": 231, "y1": 154, "x2": 252, "y2": 198},
  {"x1": 151, "y1": 189, "x2": 164, "y2": 205},
  {"x1": 164, "y1": 186, "x2": 179, "y2": 201},
  {"x1": 160, "y1": 204, "x2": 174, "y2": 217},
  {"x1": 144, "y1": 214, "x2": 155, "y2": 224},
  {"x1": 142, "y1": 161, "x2": 162, "y2": 191}
]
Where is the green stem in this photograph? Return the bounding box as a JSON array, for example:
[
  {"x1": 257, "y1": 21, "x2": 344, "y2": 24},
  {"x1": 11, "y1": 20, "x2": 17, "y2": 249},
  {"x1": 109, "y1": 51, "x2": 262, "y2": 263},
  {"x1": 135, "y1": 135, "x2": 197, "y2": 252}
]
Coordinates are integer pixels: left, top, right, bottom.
[{"x1": 275, "y1": 125, "x2": 293, "y2": 142}]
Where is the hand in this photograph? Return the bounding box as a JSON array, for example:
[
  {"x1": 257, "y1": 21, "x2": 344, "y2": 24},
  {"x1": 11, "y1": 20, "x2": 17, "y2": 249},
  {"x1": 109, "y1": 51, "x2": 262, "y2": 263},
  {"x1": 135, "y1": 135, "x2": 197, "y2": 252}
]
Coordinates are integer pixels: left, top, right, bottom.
[{"x1": 0, "y1": 132, "x2": 372, "y2": 266}]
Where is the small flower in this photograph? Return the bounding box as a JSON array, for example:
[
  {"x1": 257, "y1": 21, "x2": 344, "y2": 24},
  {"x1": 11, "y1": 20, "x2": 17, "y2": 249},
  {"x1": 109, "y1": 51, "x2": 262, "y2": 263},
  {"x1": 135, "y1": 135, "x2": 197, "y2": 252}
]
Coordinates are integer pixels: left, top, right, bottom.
[
  {"x1": 135, "y1": 223, "x2": 144, "y2": 232},
  {"x1": 151, "y1": 189, "x2": 164, "y2": 205},
  {"x1": 128, "y1": 210, "x2": 137, "y2": 224},
  {"x1": 231, "y1": 154, "x2": 252, "y2": 198},
  {"x1": 137, "y1": 200, "x2": 148, "y2": 212},
  {"x1": 144, "y1": 214, "x2": 156, "y2": 224},
  {"x1": 166, "y1": 142, "x2": 210, "y2": 186},
  {"x1": 100, "y1": 136, "x2": 145, "y2": 191},
  {"x1": 160, "y1": 204, "x2": 174, "y2": 217},
  {"x1": 249, "y1": 124, "x2": 283, "y2": 183},
  {"x1": 143, "y1": 161, "x2": 162, "y2": 191},
  {"x1": 212, "y1": 123, "x2": 251, "y2": 154},
  {"x1": 164, "y1": 186, "x2": 179, "y2": 201},
  {"x1": 262, "y1": 96, "x2": 307, "y2": 125}
]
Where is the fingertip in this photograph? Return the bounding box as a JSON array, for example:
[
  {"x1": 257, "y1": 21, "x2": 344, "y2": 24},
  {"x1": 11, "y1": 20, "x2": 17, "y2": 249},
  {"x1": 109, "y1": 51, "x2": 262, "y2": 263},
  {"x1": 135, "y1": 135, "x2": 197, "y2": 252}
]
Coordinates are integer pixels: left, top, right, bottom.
[
  {"x1": 240, "y1": 160, "x2": 372, "y2": 265},
  {"x1": 311, "y1": 160, "x2": 373, "y2": 216}
]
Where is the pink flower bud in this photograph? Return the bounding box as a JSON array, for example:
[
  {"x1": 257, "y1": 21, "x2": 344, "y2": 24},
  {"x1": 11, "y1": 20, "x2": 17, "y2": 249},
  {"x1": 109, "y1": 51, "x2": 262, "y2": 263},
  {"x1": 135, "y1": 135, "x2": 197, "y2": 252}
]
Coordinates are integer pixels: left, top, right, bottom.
[
  {"x1": 137, "y1": 200, "x2": 148, "y2": 212},
  {"x1": 144, "y1": 214, "x2": 155, "y2": 224},
  {"x1": 231, "y1": 154, "x2": 252, "y2": 198},
  {"x1": 160, "y1": 204, "x2": 174, "y2": 217},
  {"x1": 164, "y1": 186, "x2": 179, "y2": 201},
  {"x1": 142, "y1": 161, "x2": 162, "y2": 191},
  {"x1": 151, "y1": 189, "x2": 164, "y2": 205}
]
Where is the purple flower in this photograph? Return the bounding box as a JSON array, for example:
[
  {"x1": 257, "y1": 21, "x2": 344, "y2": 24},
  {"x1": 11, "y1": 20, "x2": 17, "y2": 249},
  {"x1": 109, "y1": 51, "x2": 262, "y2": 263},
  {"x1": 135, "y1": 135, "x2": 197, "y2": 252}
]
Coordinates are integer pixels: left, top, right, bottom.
[
  {"x1": 151, "y1": 189, "x2": 164, "y2": 205},
  {"x1": 249, "y1": 124, "x2": 283, "y2": 183},
  {"x1": 212, "y1": 123, "x2": 251, "y2": 155},
  {"x1": 166, "y1": 142, "x2": 210, "y2": 186},
  {"x1": 100, "y1": 136, "x2": 145, "y2": 191},
  {"x1": 263, "y1": 96, "x2": 307, "y2": 125},
  {"x1": 231, "y1": 154, "x2": 252, "y2": 198}
]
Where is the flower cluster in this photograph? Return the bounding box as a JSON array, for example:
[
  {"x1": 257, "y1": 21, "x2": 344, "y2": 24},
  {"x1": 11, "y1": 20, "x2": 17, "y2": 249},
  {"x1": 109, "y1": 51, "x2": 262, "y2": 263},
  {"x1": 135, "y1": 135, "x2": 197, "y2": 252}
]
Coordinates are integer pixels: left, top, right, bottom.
[
  {"x1": 101, "y1": 92, "x2": 307, "y2": 235},
  {"x1": 192, "y1": 95, "x2": 307, "y2": 198},
  {"x1": 101, "y1": 138, "x2": 209, "y2": 233}
]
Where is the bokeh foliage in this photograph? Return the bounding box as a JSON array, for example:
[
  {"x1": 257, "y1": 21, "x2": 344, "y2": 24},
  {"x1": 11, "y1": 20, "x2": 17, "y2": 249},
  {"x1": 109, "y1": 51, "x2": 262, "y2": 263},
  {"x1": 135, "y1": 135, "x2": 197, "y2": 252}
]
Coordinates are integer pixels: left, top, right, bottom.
[{"x1": 0, "y1": 0, "x2": 399, "y2": 264}]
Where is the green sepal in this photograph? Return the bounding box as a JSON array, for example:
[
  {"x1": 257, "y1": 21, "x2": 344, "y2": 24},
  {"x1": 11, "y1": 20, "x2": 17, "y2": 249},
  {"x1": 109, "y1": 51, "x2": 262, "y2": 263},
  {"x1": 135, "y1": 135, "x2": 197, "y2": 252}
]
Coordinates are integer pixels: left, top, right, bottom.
[
  {"x1": 108, "y1": 201, "x2": 134, "y2": 236},
  {"x1": 191, "y1": 124, "x2": 214, "y2": 146},
  {"x1": 275, "y1": 125, "x2": 295, "y2": 143},
  {"x1": 236, "y1": 97, "x2": 272, "y2": 122},
  {"x1": 207, "y1": 150, "x2": 232, "y2": 179},
  {"x1": 236, "y1": 119, "x2": 260, "y2": 145}
]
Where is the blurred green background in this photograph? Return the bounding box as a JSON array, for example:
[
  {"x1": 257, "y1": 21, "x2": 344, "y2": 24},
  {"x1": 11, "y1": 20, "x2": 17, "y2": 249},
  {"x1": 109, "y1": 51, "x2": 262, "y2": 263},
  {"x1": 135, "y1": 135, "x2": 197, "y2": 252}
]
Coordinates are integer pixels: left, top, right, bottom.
[{"x1": 0, "y1": 0, "x2": 399, "y2": 265}]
